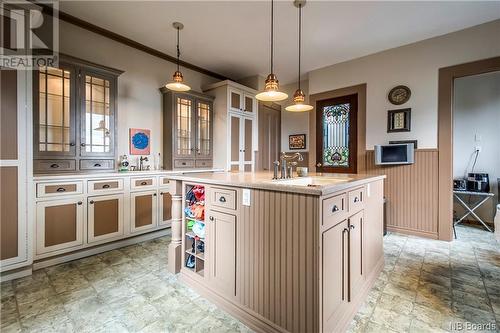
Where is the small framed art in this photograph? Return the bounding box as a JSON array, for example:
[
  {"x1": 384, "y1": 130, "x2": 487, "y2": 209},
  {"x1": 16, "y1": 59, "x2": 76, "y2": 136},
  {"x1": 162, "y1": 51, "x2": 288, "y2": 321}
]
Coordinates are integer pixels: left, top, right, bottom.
[
  {"x1": 129, "y1": 128, "x2": 151, "y2": 155},
  {"x1": 289, "y1": 134, "x2": 306, "y2": 150},
  {"x1": 387, "y1": 108, "x2": 411, "y2": 132}
]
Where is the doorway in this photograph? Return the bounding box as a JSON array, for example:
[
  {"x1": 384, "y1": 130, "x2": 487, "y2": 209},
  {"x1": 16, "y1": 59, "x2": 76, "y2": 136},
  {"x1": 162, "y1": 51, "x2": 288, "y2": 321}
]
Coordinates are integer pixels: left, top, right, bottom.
[{"x1": 256, "y1": 102, "x2": 281, "y2": 171}]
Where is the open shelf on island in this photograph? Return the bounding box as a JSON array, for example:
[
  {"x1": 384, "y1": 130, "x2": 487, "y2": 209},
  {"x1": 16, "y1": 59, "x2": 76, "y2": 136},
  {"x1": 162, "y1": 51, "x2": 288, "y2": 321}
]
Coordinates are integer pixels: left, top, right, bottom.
[{"x1": 183, "y1": 183, "x2": 206, "y2": 277}]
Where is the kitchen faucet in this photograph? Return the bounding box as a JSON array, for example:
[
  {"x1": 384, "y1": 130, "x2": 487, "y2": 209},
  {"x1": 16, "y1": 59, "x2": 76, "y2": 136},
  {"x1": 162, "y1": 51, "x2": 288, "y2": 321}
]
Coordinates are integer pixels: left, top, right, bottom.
[
  {"x1": 139, "y1": 156, "x2": 148, "y2": 171},
  {"x1": 273, "y1": 152, "x2": 303, "y2": 179}
]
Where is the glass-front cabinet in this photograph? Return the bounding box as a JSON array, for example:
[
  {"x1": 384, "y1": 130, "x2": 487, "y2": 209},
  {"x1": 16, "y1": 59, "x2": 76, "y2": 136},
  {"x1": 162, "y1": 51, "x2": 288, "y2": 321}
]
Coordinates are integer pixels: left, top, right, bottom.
[
  {"x1": 33, "y1": 56, "x2": 121, "y2": 173},
  {"x1": 161, "y1": 89, "x2": 214, "y2": 169}
]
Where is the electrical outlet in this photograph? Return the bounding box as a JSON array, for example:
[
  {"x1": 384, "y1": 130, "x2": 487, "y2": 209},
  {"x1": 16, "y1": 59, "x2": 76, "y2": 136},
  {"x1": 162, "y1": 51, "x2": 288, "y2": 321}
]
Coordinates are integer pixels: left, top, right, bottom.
[
  {"x1": 475, "y1": 133, "x2": 482, "y2": 142},
  {"x1": 475, "y1": 146, "x2": 482, "y2": 152}
]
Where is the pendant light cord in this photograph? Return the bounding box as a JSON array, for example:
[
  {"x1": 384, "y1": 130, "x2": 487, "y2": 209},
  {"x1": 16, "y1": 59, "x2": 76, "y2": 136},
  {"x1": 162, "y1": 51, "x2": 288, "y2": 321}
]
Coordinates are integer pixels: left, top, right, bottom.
[
  {"x1": 298, "y1": 3, "x2": 302, "y2": 91},
  {"x1": 176, "y1": 27, "x2": 180, "y2": 72},
  {"x1": 270, "y1": 0, "x2": 274, "y2": 74}
]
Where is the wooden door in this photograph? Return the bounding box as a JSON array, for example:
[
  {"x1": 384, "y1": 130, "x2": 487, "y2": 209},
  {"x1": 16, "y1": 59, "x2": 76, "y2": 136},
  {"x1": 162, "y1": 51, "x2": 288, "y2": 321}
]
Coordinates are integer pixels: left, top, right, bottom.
[
  {"x1": 130, "y1": 191, "x2": 158, "y2": 233},
  {"x1": 322, "y1": 219, "x2": 349, "y2": 332},
  {"x1": 257, "y1": 103, "x2": 281, "y2": 171},
  {"x1": 173, "y1": 94, "x2": 195, "y2": 160},
  {"x1": 159, "y1": 190, "x2": 173, "y2": 226},
  {"x1": 348, "y1": 210, "x2": 364, "y2": 301},
  {"x1": 316, "y1": 94, "x2": 358, "y2": 173},
  {"x1": 88, "y1": 194, "x2": 123, "y2": 243},
  {"x1": 228, "y1": 88, "x2": 243, "y2": 113},
  {"x1": 36, "y1": 198, "x2": 84, "y2": 254},
  {"x1": 195, "y1": 99, "x2": 213, "y2": 160},
  {"x1": 209, "y1": 210, "x2": 237, "y2": 297}
]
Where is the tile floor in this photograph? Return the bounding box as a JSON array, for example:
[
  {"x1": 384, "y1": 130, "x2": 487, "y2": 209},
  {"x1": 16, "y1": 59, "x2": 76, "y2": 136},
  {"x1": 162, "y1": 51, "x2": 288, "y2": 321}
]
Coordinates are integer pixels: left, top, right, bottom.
[{"x1": 1, "y1": 224, "x2": 498, "y2": 333}]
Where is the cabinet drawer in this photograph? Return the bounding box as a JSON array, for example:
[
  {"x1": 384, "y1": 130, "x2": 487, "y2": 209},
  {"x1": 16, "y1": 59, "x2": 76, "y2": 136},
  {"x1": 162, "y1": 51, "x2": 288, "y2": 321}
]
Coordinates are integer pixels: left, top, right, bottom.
[
  {"x1": 174, "y1": 159, "x2": 195, "y2": 168},
  {"x1": 88, "y1": 179, "x2": 124, "y2": 194},
  {"x1": 131, "y1": 177, "x2": 157, "y2": 190},
  {"x1": 348, "y1": 187, "x2": 365, "y2": 213},
  {"x1": 195, "y1": 159, "x2": 213, "y2": 168},
  {"x1": 322, "y1": 193, "x2": 347, "y2": 226},
  {"x1": 80, "y1": 159, "x2": 115, "y2": 171},
  {"x1": 159, "y1": 176, "x2": 174, "y2": 190},
  {"x1": 37, "y1": 181, "x2": 83, "y2": 198},
  {"x1": 209, "y1": 187, "x2": 236, "y2": 211},
  {"x1": 34, "y1": 160, "x2": 76, "y2": 173}
]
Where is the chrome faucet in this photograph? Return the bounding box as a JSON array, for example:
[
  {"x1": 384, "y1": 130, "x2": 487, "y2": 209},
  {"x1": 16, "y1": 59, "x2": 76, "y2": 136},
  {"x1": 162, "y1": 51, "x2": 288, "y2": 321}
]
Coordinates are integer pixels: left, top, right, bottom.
[
  {"x1": 139, "y1": 156, "x2": 149, "y2": 171},
  {"x1": 277, "y1": 152, "x2": 303, "y2": 179}
]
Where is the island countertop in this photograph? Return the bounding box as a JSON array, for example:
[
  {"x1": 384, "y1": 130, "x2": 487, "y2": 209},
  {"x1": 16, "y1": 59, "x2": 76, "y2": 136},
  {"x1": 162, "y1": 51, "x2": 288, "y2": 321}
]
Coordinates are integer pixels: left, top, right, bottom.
[{"x1": 168, "y1": 171, "x2": 385, "y2": 196}]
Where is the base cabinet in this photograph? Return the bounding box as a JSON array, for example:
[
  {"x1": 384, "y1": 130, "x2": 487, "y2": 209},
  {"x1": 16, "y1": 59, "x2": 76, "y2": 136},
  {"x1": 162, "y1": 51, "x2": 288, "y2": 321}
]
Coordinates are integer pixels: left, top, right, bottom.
[
  {"x1": 88, "y1": 194, "x2": 124, "y2": 243},
  {"x1": 130, "y1": 191, "x2": 158, "y2": 233},
  {"x1": 208, "y1": 210, "x2": 237, "y2": 297},
  {"x1": 159, "y1": 190, "x2": 173, "y2": 226},
  {"x1": 36, "y1": 198, "x2": 84, "y2": 254},
  {"x1": 348, "y1": 211, "x2": 364, "y2": 299}
]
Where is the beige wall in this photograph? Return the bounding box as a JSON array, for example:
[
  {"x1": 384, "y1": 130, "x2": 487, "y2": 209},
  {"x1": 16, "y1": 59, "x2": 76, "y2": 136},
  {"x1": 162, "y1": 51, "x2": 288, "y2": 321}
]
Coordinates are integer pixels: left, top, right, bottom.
[
  {"x1": 59, "y1": 21, "x2": 219, "y2": 167},
  {"x1": 453, "y1": 71, "x2": 500, "y2": 223},
  {"x1": 308, "y1": 19, "x2": 500, "y2": 150}
]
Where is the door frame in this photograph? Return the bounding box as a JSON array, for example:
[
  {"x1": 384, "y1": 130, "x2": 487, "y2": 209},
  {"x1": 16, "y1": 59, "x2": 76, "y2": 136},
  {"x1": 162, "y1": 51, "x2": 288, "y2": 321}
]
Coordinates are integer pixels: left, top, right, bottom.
[
  {"x1": 309, "y1": 84, "x2": 367, "y2": 174},
  {"x1": 437, "y1": 56, "x2": 500, "y2": 241}
]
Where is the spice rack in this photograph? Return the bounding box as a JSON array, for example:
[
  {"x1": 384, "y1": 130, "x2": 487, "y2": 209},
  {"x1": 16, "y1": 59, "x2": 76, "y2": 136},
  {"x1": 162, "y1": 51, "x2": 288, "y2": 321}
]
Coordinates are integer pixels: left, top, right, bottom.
[{"x1": 183, "y1": 184, "x2": 206, "y2": 277}]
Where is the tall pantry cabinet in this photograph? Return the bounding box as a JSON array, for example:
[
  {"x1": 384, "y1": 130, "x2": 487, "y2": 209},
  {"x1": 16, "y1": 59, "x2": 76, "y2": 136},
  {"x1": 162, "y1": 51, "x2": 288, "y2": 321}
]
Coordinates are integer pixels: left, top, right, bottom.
[{"x1": 202, "y1": 80, "x2": 258, "y2": 171}]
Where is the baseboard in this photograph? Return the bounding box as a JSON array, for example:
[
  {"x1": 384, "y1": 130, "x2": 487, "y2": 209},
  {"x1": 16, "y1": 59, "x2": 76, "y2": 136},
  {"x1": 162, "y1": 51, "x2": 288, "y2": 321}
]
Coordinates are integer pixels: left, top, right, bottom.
[
  {"x1": 387, "y1": 226, "x2": 438, "y2": 239},
  {"x1": 33, "y1": 228, "x2": 171, "y2": 270},
  {"x1": 1, "y1": 266, "x2": 32, "y2": 282}
]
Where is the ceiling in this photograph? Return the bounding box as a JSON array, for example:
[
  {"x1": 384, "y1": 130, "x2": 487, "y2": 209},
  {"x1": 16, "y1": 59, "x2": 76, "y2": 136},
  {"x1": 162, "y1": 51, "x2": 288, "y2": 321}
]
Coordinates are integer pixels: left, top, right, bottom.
[{"x1": 60, "y1": 1, "x2": 500, "y2": 84}]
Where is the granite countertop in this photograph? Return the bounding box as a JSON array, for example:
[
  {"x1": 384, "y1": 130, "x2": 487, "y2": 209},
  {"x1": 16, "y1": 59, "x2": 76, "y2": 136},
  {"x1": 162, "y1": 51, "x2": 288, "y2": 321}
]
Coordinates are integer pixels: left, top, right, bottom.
[
  {"x1": 168, "y1": 171, "x2": 386, "y2": 196},
  {"x1": 32, "y1": 168, "x2": 225, "y2": 181}
]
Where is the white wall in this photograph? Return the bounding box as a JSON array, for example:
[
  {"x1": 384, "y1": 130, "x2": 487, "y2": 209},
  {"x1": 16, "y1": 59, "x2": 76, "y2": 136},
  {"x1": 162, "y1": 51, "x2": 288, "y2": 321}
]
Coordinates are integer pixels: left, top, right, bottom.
[
  {"x1": 308, "y1": 19, "x2": 500, "y2": 149},
  {"x1": 59, "y1": 21, "x2": 219, "y2": 167},
  {"x1": 453, "y1": 71, "x2": 500, "y2": 223}
]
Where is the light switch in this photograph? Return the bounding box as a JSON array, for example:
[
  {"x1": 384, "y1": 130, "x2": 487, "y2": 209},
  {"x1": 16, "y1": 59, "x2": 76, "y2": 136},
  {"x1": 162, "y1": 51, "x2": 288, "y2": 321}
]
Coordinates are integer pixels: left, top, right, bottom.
[
  {"x1": 242, "y1": 189, "x2": 251, "y2": 206},
  {"x1": 475, "y1": 133, "x2": 482, "y2": 142}
]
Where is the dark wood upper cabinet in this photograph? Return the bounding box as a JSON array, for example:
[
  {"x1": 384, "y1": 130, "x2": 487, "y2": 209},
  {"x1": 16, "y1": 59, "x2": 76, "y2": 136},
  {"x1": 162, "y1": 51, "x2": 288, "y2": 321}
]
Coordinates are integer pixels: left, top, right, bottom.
[{"x1": 33, "y1": 55, "x2": 122, "y2": 173}]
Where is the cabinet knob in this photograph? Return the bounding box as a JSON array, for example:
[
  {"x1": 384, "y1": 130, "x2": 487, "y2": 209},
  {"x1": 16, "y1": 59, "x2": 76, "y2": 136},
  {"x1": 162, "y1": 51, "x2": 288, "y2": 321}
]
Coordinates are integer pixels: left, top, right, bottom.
[
  {"x1": 81, "y1": 143, "x2": 86, "y2": 147},
  {"x1": 69, "y1": 143, "x2": 75, "y2": 147},
  {"x1": 354, "y1": 197, "x2": 359, "y2": 203},
  {"x1": 77, "y1": 201, "x2": 83, "y2": 205},
  {"x1": 316, "y1": 163, "x2": 322, "y2": 167},
  {"x1": 332, "y1": 205, "x2": 339, "y2": 212},
  {"x1": 209, "y1": 216, "x2": 214, "y2": 221},
  {"x1": 219, "y1": 196, "x2": 226, "y2": 203},
  {"x1": 56, "y1": 187, "x2": 66, "y2": 192},
  {"x1": 349, "y1": 225, "x2": 355, "y2": 230},
  {"x1": 153, "y1": 193, "x2": 157, "y2": 196},
  {"x1": 89, "y1": 200, "x2": 94, "y2": 204}
]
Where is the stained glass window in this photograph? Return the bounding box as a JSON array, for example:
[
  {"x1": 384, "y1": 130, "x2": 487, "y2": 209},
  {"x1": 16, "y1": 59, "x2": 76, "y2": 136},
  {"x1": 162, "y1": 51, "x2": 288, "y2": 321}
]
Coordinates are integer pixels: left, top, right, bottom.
[{"x1": 322, "y1": 103, "x2": 350, "y2": 167}]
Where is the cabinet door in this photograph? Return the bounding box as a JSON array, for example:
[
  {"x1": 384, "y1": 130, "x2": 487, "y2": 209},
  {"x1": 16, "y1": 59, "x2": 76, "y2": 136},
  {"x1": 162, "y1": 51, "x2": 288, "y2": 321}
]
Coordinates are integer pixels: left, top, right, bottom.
[
  {"x1": 322, "y1": 220, "x2": 349, "y2": 333},
  {"x1": 228, "y1": 114, "x2": 254, "y2": 172},
  {"x1": 88, "y1": 194, "x2": 123, "y2": 243},
  {"x1": 242, "y1": 117, "x2": 254, "y2": 172},
  {"x1": 34, "y1": 63, "x2": 77, "y2": 157},
  {"x1": 174, "y1": 95, "x2": 196, "y2": 159},
  {"x1": 80, "y1": 70, "x2": 116, "y2": 157},
  {"x1": 348, "y1": 210, "x2": 364, "y2": 301},
  {"x1": 159, "y1": 190, "x2": 173, "y2": 226},
  {"x1": 130, "y1": 191, "x2": 158, "y2": 233},
  {"x1": 36, "y1": 198, "x2": 84, "y2": 254},
  {"x1": 228, "y1": 114, "x2": 241, "y2": 171},
  {"x1": 209, "y1": 210, "x2": 237, "y2": 297},
  {"x1": 228, "y1": 88, "x2": 243, "y2": 113},
  {"x1": 243, "y1": 94, "x2": 256, "y2": 114},
  {"x1": 195, "y1": 99, "x2": 213, "y2": 160}
]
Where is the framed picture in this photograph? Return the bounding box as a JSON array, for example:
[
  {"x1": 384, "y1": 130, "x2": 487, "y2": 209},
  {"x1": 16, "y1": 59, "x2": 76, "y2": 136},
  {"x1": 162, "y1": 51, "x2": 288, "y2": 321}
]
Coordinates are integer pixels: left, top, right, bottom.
[
  {"x1": 129, "y1": 128, "x2": 151, "y2": 155},
  {"x1": 289, "y1": 134, "x2": 306, "y2": 150},
  {"x1": 387, "y1": 108, "x2": 411, "y2": 132}
]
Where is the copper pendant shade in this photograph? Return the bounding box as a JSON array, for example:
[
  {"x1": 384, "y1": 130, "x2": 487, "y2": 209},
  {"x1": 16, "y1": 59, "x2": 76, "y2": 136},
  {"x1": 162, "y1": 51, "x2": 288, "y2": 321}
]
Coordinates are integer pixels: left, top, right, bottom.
[
  {"x1": 286, "y1": 0, "x2": 313, "y2": 112},
  {"x1": 256, "y1": 0, "x2": 288, "y2": 102},
  {"x1": 165, "y1": 22, "x2": 191, "y2": 92}
]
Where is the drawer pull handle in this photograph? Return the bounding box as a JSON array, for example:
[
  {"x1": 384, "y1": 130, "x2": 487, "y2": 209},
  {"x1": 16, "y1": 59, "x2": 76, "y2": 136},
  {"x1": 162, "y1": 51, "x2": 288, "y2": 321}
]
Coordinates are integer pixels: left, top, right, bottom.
[
  {"x1": 332, "y1": 205, "x2": 339, "y2": 212},
  {"x1": 354, "y1": 197, "x2": 359, "y2": 203},
  {"x1": 89, "y1": 200, "x2": 94, "y2": 204},
  {"x1": 182, "y1": 162, "x2": 186, "y2": 165},
  {"x1": 219, "y1": 196, "x2": 226, "y2": 203},
  {"x1": 77, "y1": 201, "x2": 82, "y2": 205},
  {"x1": 56, "y1": 187, "x2": 66, "y2": 192},
  {"x1": 94, "y1": 163, "x2": 102, "y2": 167},
  {"x1": 209, "y1": 216, "x2": 214, "y2": 221},
  {"x1": 140, "y1": 181, "x2": 147, "y2": 185},
  {"x1": 50, "y1": 164, "x2": 59, "y2": 168},
  {"x1": 102, "y1": 184, "x2": 110, "y2": 189}
]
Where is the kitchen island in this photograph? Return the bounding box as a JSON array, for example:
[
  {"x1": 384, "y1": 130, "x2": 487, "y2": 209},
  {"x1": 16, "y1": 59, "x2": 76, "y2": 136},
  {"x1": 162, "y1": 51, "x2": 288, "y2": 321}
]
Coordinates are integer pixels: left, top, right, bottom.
[{"x1": 167, "y1": 172, "x2": 385, "y2": 333}]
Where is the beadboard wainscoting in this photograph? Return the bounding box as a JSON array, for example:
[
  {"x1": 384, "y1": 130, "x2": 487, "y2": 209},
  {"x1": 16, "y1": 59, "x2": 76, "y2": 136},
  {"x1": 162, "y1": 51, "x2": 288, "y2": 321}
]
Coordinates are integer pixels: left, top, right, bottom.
[{"x1": 365, "y1": 149, "x2": 439, "y2": 238}]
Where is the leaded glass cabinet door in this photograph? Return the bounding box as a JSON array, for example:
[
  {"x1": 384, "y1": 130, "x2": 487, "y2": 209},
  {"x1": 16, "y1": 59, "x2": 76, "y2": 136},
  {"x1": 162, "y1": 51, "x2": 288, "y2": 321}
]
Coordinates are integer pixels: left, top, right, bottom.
[
  {"x1": 174, "y1": 94, "x2": 195, "y2": 159},
  {"x1": 34, "y1": 63, "x2": 77, "y2": 157},
  {"x1": 195, "y1": 99, "x2": 213, "y2": 160},
  {"x1": 316, "y1": 94, "x2": 358, "y2": 174},
  {"x1": 80, "y1": 69, "x2": 116, "y2": 157}
]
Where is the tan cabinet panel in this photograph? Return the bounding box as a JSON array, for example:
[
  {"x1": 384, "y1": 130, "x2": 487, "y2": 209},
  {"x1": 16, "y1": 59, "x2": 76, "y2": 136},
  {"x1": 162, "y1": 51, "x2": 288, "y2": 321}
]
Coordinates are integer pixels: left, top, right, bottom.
[
  {"x1": 37, "y1": 181, "x2": 83, "y2": 198},
  {"x1": 348, "y1": 210, "x2": 365, "y2": 301},
  {"x1": 130, "y1": 191, "x2": 157, "y2": 233},
  {"x1": 243, "y1": 94, "x2": 255, "y2": 113},
  {"x1": 131, "y1": 177, "x2": 157, "y2": 191},
  {"x1": 229, "y1": 88, "x2": 243, "y2": 112},
  {"x1": 36, "y1": 198, "x2": 84, "y2": 254},
  {"x1": 322, "y1": 193, "x2": 347, "y2": 228},
  {"x1": 208, "y1": 210, "x2": 237, "y2": 297},
  {"x1": 87, "y1": 178, "x2": 124, "y2": 194},
  {"x1": 34, "y1": 159, "x2": 76, "y2": 173},
  {"x1": 174, "y1": 159, "x2": 195, "y2": 168},
  {"x1": 208, "y1": 187, "x2": 236, "y2": 211},
  {"x1": 322, "y1": 220, "x2": 348, "y2": 333},
  {"x1": 348, "y1": 186, "x2": 365, "y2": 213},
  {"x1": 0, "y1": 167, "x2": 18, "y2": 260},
  {"x1": 1, "y1": 69, "x2": 18, "y2": 160},
  {"x1": 88, "y1": 194, "x2": 123, "y2": 243},
  {"x1": 159, "y1": 191, "x2": 173, "y2": 226}
]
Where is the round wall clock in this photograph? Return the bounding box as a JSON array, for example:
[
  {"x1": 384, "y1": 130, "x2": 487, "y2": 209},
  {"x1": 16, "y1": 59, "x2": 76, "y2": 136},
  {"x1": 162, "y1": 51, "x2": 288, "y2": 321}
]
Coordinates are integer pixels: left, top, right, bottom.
[{"x1": 388, "y1": 85, "x2": 411, "y2": 105}]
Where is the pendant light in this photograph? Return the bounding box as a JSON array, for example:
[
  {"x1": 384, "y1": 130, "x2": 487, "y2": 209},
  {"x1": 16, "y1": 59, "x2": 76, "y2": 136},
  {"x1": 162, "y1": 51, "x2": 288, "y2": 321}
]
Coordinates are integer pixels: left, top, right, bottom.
[
  {"x1": 286, "y1": 0, "x2": 313, "y2": 112},
  {"x1": 256, "y1": 0, "x2": 288, "y2": 102},
  {"x1": 165, "y1": 22, "x2": 191, "y2": 92}
]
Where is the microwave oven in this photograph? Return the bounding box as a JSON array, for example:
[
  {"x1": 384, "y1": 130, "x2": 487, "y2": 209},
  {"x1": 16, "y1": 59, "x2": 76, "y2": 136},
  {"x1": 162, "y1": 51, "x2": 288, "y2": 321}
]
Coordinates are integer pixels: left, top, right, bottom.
[{"x1": 374, "y1": 144, "x2": 415, "y2": 165}]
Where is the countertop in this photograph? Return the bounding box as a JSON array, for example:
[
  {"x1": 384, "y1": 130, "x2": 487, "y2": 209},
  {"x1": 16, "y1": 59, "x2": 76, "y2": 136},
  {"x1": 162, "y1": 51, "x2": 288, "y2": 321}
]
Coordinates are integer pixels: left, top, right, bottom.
[{"x1": 167, "y1": 171, "x2": 386, "y2": 196}]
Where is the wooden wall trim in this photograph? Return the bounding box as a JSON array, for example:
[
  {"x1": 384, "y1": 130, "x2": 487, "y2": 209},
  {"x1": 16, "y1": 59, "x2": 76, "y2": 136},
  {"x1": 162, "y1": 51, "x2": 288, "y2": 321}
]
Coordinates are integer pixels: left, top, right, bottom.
[
  {"x1": 37, "y1": 3, "x2": 229, "y2": 81},
  {"x1": 438, "y1": 56, "x2": 500, "y2": 241},
  {"x1": 309, "y1": 84, "x2": 367, "y2": 174}
]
